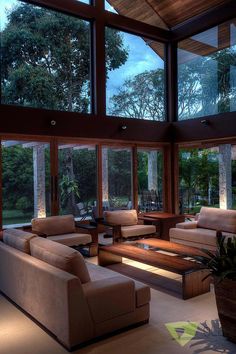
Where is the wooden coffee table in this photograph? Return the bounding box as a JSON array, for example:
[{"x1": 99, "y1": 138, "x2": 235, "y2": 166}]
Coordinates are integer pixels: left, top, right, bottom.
[{"x1": 98, "y1": 239, "x2": 210, "y2": 300}]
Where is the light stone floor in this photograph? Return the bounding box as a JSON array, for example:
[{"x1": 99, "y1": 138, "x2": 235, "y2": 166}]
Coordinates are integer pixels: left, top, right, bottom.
[{"x1": 1, "y1": 252, "x2": 236, "y2": 354}]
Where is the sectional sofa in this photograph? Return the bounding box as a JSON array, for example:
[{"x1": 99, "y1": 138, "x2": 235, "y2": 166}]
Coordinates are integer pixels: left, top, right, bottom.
[{"x1": 0, "y1": 229, "x2": 150, "y2": 350}]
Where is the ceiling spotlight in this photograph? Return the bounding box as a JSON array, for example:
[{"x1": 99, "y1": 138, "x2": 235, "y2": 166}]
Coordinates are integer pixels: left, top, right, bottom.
[
  {"x1": 121, "y1": 125, "x2": 127, "y2": 130},
  {"x1": 200, "y1": 119, "x2": 209, "y2": 125},
  {"x1": 51, "y1": 120, "x2": 56, "y2": 126}
]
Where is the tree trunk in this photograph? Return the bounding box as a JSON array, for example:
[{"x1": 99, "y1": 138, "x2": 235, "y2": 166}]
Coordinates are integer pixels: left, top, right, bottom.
[
  {"x1": 219, "y1": 144, "x2": 232, "y2": 209},
  {"x1": 33, "y1": 145, "x2": 46, "y2": 218}
]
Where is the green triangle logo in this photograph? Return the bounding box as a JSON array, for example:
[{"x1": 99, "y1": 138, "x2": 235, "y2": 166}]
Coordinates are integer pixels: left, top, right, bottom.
[{"x1": 165, "y1": 321, "x2": 199, "y2": 347}]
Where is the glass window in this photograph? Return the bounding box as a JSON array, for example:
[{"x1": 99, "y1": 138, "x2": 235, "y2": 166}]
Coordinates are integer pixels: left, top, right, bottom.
[
  {"x1": 178, "y1": 19, "x2": 236, "y2": 120},
  {"x1": 105, "y1": 1, "x2": 167, "y2": 29},
  {"x1": 102, "y1": 147, "x2": 133, "y2": 210},
  {"x1": 1, "y1": 1, "x2": 91, "y2": 113},
  {"x1": 58, "y1": 144, "x2": 97, "y2": 219},
  {"x1": 137, "y1": 148, "x2": 163, "y2": 212},
  {"x1": 106, "y1": 28, "x2": 165, "y2": 121},
  {"x1": 2, "y1": 140, "x2": 51, "y2": 226}
]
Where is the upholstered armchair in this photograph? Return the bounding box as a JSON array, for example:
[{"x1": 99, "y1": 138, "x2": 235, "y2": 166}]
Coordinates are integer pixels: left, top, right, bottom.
[
  {"x1": 31, "y1": 214, "x2": 98, "y2": 256},
  {"x1": 97, "y1": 209, "x2": 158, "y2": 243}
]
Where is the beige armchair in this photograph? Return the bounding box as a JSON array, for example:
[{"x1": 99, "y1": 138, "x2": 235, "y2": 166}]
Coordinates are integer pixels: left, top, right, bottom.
[
  {"x1": 99, "y1": 209, "x2": 158, "y2": 243},
  {"x1": 31, "y1": 214, "x2": 98, "y2": 256}
]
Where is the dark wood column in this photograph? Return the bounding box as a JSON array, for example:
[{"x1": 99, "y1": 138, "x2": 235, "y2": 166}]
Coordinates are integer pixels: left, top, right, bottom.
[{"x1": 166, "y1": 42, "x2": 177, "y2": 122}]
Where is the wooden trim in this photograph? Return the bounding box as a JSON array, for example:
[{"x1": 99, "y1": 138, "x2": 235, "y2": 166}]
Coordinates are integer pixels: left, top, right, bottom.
[
  {"x1": 93, "y1": 0, "x2": 106, "y2": 116},
  {"x1": 0, "y1": 105, "x2": 170, "y2": 143},
  {"x1": 166, "y1": 42, "x2": 177, "y2": 122},
  {"x1": 0, "y1": 140, "x2": 2, "y2": 230},
  {"x1": 173, "y1": 112, "x2": 236, "y2": 143},
  {"x1": 172, "y1": 144, "x2": 180, "y2": 214},
  {"x1": 132, "y1": 146, "x2": 138, "y2": 211},
  {"x1": 171, "y1": 0, "x2": 236, "y2": 42},
  {"x1": 50, "y1": 138, "x2": 59, "y2": 216},
  {"x1": 163, "y1": 144, "x2": 172, "y2": 212},
  {"x1": 97, "y1": 145, "x2": 103, "y2": 218},
  {"x1": 105, "y1": 11, "x2": 170, "y2": 43},
  {"x1": 23, "y1": 0, "x2": 97, "y2": 20}
]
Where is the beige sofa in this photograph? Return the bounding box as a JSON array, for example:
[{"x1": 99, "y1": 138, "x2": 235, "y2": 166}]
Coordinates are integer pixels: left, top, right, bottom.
[
  {"x1": 169, "y1": 207, "x2": 236, "y2": 251},
  {"x1": 0, "y1": 229, "x2": 150, "y2": 350},
  {"x1": 31, "y1": 214, "x2": 98, "y2": 256},
  {"x1": 102, "y1": 209, "x2": 157, "y2": 242}
]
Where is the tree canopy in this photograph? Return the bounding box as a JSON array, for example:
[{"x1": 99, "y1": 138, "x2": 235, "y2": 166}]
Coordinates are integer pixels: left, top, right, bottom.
[{"x1": 1, "y1": 2, "x2": 128, "y2": 112}]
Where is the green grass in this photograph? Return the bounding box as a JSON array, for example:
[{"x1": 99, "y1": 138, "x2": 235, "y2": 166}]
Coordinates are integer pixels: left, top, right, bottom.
[{"x1": 3, "y1": 209, "x2": 32, "y2": 225}]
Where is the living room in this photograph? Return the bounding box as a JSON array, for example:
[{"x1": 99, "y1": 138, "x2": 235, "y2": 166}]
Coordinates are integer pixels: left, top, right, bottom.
[{"x1": 1, "y1": 0, "x2": 236, "y2": 353}]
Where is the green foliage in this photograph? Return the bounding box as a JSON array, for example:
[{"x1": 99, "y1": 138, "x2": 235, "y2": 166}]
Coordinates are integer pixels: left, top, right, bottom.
[
  {"x1": 15, "y1": 196, "x2": 32, "y2": 212},
  {"x1": 1, "y1": 2, "x2": 128, "y2": 112},
  {"x1": 59, "y1": 175, "x2": 80, "y2": 207},
  {"x1": 110, "y1": 69, "x2": 165, "y2": 120},
  {"x1": 194, "y1": 233, "x2": 236, "y2": 282}
]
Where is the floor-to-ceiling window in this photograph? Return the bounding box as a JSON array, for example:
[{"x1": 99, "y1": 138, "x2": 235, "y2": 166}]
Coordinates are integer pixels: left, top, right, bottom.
[
  {"x1": 102, "y1": 146, "x2": 133, "y2": 210},
  {"x1": 58, "y1": 143, "x2": 97, "y2": 219},
  {"x1": 1, "y1": 140, "x2": 51, "y2": 226},
  {"x1": 179, "y1": 143, "x2": 236, "y2": 214},
  {"x1": 137, "y1": 148, "x2": 163, "y2": 212}
]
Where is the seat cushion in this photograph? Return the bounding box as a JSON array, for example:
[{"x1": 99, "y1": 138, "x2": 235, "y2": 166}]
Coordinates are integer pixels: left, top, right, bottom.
[
  {"x1": 30, "y1": 237, "x2": 90, "y2": 283},
  {"x1": 121, "y1": 224, "x2": 156, "y2": 238},
  {"x1": 197, "y1": 207, "x2": 236, "y2": 233},
  {"x1": 3, "y1": 228, "x2": 36, "y2": 254},
  {"x1": 169, "y1": 227, "x2": 217, "y2": 246},
  {"x1": 31, "y1": 215, "x2": 76, "y2": 236},
  {"x1": 86, "y1": 262, "x2": 150, "y2": 308},
  {"x1": 83, "y1": 276, "x2": 135, "y2": 323},
  {"x1": 47, "y1": 233, "x2": 92, "y2": 247},
  {"x1": 104, "y1": 209, "x2": 138, "y2": 226}
]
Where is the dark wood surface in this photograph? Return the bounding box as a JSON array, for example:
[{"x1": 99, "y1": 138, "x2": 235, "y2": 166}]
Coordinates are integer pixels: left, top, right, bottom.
[
  {"x1": 140, "y1": 212, "x2": 185, "y2": 240},
  {"x1": 98, "y1": 241, "x2": 211, "y2": 299},
  {"x1": 99, "y1": 243, "x2": 202, "y2": 275},
  {"x1": 135, "y1": 238, "x2": 207, "y2": 257}
]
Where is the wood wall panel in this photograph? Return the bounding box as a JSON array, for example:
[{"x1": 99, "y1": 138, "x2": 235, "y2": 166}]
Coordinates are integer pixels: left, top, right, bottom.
[
  {"x1": 173, "y1": 112, "x2": 236, "y2": 143},
  {"x1": 0, "y1": 105, "x2": 171, "y2": 143}
]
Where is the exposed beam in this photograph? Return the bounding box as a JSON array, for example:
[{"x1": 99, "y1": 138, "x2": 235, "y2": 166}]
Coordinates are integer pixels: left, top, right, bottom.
[
  {"x1": 171, "y1": 0, "x2": 236, "y2": 42},
  {"x1": 105, "y1": 11, "x2": 170, "y2": 43}
]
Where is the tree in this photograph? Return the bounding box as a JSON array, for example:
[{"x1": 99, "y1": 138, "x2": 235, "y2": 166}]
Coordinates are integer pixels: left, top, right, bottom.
[
  {"x1": 1, "y1": 3, "x2": 128, "y2": 112},
  {"x1": 110, "y1": 69, "x2": 165, "y2": 120}
]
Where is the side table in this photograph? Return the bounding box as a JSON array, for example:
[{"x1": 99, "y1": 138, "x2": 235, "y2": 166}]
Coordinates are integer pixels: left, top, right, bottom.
[{"x1": 141, "y1": 212, "x2": 185, "y2": 241}]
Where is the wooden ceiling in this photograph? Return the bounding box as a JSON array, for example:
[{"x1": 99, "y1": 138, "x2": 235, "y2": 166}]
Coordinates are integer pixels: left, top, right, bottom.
[
  {"x1": 107, "y1": 0, "x2": 234, "y2": 62},
  {"x1": 107, "y1": 0, "x2": 228, "y2": 29}
]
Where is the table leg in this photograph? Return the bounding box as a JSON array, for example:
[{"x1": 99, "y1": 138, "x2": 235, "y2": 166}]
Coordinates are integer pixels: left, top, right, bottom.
[{"x1": 182, "y1": 270, "x2": 211, "y2": 299}]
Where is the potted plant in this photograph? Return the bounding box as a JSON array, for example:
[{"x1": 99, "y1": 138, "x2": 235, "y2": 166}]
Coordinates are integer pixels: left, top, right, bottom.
[{"x1": 194, "y1": 231, "x2": 236, "y2": 343}]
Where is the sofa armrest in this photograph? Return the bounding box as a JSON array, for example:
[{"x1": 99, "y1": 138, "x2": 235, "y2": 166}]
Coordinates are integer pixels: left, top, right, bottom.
[
  {"x1": 82, "y1": 276, "x2": 135, "y2": 323},
  {"x1": 176, "y1": 221, "x2": 198, "y2": 229}
]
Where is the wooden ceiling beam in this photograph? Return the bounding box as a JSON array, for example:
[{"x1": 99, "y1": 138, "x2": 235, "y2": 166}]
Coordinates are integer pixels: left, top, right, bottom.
[{"x1": 171, "y1": 0, "x2": 236, "y2": 42}]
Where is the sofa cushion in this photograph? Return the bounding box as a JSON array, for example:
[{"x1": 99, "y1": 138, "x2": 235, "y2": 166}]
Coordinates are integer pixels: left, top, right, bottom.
[
  {"x1": 86, "y1": 262, "x2": 150, "y2": 308},
  {"x1": 104, "y1": 210, "x2": 138, "y2": 226},
  {"x1": 31, "y1": 215, "x2": 76, "y2": 236},
  {"x1": 169, "y1": 227, "x2": 217, "y2": 247},
  {"x1": 197, "y1": 207, "x2": 236, "y2": 233},
  {"x1": 83, "y1": 276, "x2": 135, "y2": 323},
  {"x1": 30, "y1": 237, "x2": 90, "y2": 283},
  {"x1": 176, "y1": 221, "x2": 198, "y2": 229},
  {"x1": 3, "y1": 228, "x2": 36, "y2": 254},
  {"x1": 121, "y1": 224, "x2": 156, "y2": 238},
  {"x1": 47, "y1": 233, "x2": 92, "y2": 246}
]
